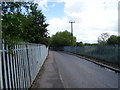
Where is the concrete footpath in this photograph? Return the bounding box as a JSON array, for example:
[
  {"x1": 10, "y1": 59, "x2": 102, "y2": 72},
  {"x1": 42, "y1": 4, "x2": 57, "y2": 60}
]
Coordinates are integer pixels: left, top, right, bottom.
[{"x1": 31, "y1": 51, "x2": 63, "y2": 88}]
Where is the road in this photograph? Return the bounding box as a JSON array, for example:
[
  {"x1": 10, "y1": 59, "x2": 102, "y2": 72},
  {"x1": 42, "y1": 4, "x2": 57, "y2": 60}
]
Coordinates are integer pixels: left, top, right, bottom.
[{"x1": 52, "y1": 51, "x2": 118, "y2": 88}]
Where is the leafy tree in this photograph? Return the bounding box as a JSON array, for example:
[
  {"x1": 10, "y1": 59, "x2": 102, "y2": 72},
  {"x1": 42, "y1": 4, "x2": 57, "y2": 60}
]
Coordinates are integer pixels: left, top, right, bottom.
[
  {"x1": 2, "y1": 2, "x2": 27, "y2": 42},
  {"x1": 118, "y1": 36, "x2": 120, "y2": 45},
  {"x1": 98, "y1": 33, "x2": 110, "y2": 45},
  {"x1": 107, "y1": 35, "x2": 120, "y2": 45},
  {"x1": 25, "y1": 3, "x2": 49, "y2": 44},
  {"x1": 51, "y1": 30, "x2": 76, "y2": 46},
  {"x1": 91, "y1": 43, "x2": 99, "y2": 46},
  {"x1": 76, "y1": 41, "x2": 84, "y2": 46},
  {"x1": 84, "y1": 43, "x2": 91, "y2": 46},
  {"x1": 2, "y1": 2, "x2": 49, "y2": 45}
]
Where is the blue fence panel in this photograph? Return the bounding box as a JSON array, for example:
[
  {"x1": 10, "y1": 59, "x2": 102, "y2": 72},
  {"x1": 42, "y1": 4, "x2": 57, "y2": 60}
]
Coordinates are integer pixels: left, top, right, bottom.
[{"x1": 64, "y1": 45, "x2": 119, "y2": 64}]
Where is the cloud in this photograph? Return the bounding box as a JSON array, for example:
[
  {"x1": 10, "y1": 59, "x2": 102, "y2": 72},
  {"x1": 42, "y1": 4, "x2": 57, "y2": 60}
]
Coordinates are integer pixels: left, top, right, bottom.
[
  {"x1": 51, "y1": 3, "x2": 56, "y2": 7},
  {"x1": 35, "y1": 0, "x2": 64, "y2": 11},
  {"x1": 35, "y1": 0, "x2": 48, "y2": 11},
  {"x1": 47, "y1": 17, "x2": 70, "y2": 36},
  {"x1": 36, "y1": 0, "x2": 119, "y2": 43}
]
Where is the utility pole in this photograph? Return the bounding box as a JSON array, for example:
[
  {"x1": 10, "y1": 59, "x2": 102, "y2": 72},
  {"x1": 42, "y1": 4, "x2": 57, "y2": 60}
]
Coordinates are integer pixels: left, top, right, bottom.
[{"x1": 69, "y1": 21, "x2": 75, "y2": 46}]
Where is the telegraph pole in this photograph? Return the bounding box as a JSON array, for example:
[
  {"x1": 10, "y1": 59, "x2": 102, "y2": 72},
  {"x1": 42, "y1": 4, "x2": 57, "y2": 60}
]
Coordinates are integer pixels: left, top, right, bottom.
[{"x1": 69, "y1": 21, "x2": 75, "y2": 46}]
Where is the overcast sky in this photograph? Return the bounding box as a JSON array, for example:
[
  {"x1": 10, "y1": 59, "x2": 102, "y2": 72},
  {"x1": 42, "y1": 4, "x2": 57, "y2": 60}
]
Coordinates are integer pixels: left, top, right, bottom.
[{"x1": 35, "y1": 0, "x2": 119, "y2": 43}]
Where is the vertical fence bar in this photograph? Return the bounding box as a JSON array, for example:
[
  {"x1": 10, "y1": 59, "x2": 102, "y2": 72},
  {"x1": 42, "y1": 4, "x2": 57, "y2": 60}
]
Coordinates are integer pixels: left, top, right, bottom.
[
  {"x1": 14, "y1": 44, "x2": 19, "y2": 88},
  {"x1": 28, "y1": 44, "x2": 32, "y2": 85},
  {"x1": 22, "y1": 44, "x2": 26, "y2": 88},
  {"x1": 6, "y1": 44, "x2": 12, "y2": 88},
  {"x1": 26, "y1": 44, "x2": 31, "y2": 86},
  {"x1": 18, "y1": 44, "x2": 22, "y2": 88},
  {"x1": 21, "y1": 44, "x2": 25, "y2": 88},
  {"x1": 0, "y1": 42, "x2": 48, "y2": 88},
  {"x1": 0, "y1": 50, "x2": 3, "y2": 89},
  {"x1": 13, "y1": 45, "x2": 18, "y2": 88},
  {"x1": 9, "y1": 47, "x2": 15, "y2": 88},
  {"x1": 16, "y1": 44, "x2": 20, "y2": 88},
  {"x1": 0, "y1": 40, "x2": 3, "y2": 89},
  {"x1": 2, "y1": 40, "x2": 8, "y2": 88},
  {"x1": 23, "y1": 44, "x2": 29, "y2": 88}
]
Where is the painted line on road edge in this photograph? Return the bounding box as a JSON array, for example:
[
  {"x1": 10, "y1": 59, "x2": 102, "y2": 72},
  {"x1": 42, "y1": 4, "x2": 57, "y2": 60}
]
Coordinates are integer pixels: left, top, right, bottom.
[
  {"x1": 62, "y1": 51, "x2": 120, "y2": 73},
  {"x1": 79, "y1": 56, "x2": 120, "y2": 73},
  {"x1": 58, "y1": 68, "x2": 65, "y2": 88},
  {"x1": 53, "y1": 53, "x2": 65, "y2": 88}
]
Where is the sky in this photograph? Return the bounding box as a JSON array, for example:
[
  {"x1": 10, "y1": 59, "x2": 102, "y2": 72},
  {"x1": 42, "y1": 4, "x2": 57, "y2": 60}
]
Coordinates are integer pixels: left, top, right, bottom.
[{"x1": 35, "y1": 0, "x2": 119, "y2": 43}]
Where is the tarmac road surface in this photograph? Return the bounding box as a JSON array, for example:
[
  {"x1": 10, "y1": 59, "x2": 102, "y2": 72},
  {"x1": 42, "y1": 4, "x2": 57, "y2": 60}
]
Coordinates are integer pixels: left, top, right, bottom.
[{"x1": 52, "y1": 51, "x2": 119, "y2": 88}]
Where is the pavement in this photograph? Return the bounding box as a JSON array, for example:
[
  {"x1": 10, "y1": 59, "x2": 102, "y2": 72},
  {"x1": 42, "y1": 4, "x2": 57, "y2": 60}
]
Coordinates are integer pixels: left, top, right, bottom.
[
  {"x1": 31, "y1": 51, "x2": 63, "y2": 88},
  {"x1": 31, "y1": 50, "x2": 119, "y2": 88}
]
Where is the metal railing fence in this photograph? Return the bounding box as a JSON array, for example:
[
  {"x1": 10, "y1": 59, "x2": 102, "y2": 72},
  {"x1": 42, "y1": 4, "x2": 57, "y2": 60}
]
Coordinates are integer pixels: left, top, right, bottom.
[
  {"x1": 64, "y1": 45, "x2": 119, "y2": 64},
  {"x1": 0, "y1": 41, "x2": 48, "y2": 89}
]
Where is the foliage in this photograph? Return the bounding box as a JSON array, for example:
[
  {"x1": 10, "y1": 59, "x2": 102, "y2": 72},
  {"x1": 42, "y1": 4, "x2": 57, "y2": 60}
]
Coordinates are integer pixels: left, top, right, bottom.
[
  {"x1": 76, "y1": 42, "x2": 99, "y2": 46},
  {"x1": 84, "y1": 43, "x2": 92, "y2": 46},
  {"x1": 107, "y1": 35, "x2": 120, "y2": 45},
  {"x1": 2, "y1": 2, "x2": 49, "y2": 45},
  {"x1": 91, "y1": 43, "x2": 99, "y2": 46},
  {"x1": 98, "y1": 33, "x2": 110, "y2": 45},
  {"x1": 76, "y1": 41, "x2": 84, "y2": 46},
  {"x1": 50, "y1": 30, "x2": 76, "y2": 46},
  {"x1": 97, "y1": 33, "x2": 120, "y2": 45}
]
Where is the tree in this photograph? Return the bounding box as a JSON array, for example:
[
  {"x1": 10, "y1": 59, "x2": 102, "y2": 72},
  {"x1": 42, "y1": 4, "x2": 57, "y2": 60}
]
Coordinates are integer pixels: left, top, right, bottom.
[
  {"x1": 24, "y1": 3, "x2": 49, "y2": 44},
  {"x1": 2, "y1": 2, "x2": 27, "y2": 42},
  {"x1": 84, "y1": 43, "x2": 91, "y2": 46},
  {"x1": 118, "y1": 36, "x2": 120, "y2": 45},
  {"x1": 51, "y1": 30, "x2": 76, "y2": 46},
  {"x1": 98, "y1": 33, "x2": 110, "y2": 45},
  {"x1": 107, "y1": 35, "x2": 120, "y2": 45},
  {"x1": 2, "y1": 2, "x2": 49, "y2": 45},
  {"x1": 76, "y1": 41, "x2": 84, "y2": 46}
]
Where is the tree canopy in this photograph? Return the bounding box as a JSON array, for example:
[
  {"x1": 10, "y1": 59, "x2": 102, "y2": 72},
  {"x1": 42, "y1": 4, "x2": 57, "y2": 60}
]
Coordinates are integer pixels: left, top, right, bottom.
[
  {"x1": 98, "y1": 33, "x2": 110, "y2": 45},
  {"x1": 2, "y1": 2, "x2": 49, "y2": 45},
  {"x1": 98, "y1": 33, "x2": 120, "y2": 45},
  {"x1": 76, "y1": 41, "x2": 84, "y2": 46},
  {"x1": 50, "y1": 30, "x2": 76, "y2": 47},
  {"x1": 107, "y1": 35, "x2": 120, "y2": 45}
]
